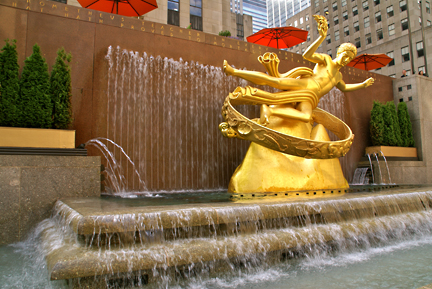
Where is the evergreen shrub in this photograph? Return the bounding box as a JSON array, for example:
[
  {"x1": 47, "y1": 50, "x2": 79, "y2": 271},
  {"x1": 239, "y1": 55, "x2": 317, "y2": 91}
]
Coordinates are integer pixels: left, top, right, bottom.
[
  {"x1": 19, "y1": 44, "x2": 52, "y2": 128},
  {"x1": 0, "y1": 39, "x2": 20, "y2": 127},
  {"x1": 397, "y1": 102, "x2": 415, "y2": 147},
  {"x1": 50, "y1": 48, "x2": 73, "y2": 129}
]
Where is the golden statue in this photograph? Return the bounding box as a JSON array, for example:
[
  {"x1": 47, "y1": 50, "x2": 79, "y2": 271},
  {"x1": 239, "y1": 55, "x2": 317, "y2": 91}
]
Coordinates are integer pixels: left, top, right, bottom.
[{"x1": 220, "y1": 15, "x2": 374, "y2": 194}]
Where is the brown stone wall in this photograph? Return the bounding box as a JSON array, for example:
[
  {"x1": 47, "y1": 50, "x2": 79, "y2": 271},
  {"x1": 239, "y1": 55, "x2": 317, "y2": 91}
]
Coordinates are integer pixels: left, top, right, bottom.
[
  {"x1": 0, "y1": 155, "x2": 100, "y2": 244},
  {"x1": 0, "y1": 0, "x2": 394, "y2": 189}
]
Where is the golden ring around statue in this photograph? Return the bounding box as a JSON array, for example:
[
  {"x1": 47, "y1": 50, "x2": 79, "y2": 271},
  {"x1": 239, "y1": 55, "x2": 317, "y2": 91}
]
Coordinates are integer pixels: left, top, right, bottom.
[{"x1": 219, "y1": 95, "x2": 354, "y2": 159}]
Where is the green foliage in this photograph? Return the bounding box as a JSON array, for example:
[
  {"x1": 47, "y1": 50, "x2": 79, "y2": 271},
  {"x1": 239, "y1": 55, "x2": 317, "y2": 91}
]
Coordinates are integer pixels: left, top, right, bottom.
[
  {"x1": 381, "y1": 101, "x2": 397, "y2": 146},
  {"x1": 370, "y1": 100, "x2": 414, "y2": 147},
  {"x1": 385, "y1": 101, "x2": 403, "y2": 146},
  {"x1": 218, "y1": 30, "x2": 232, "y2": 37},
  {"x1": 0, "y1": 39, "x2": 20, "y2": 127},
  {"x1": 397, "y1": 102, "x2": 415, "y2": 147},
  {"x1": 50, "y1": 48, "x2": 73, "y2": 129},
  {"x1": 370, "y1": 101, "x2": 385, "y2": 146},
  {"x1": 19, "y1": 44, "x2": 52, "y2": 128}
]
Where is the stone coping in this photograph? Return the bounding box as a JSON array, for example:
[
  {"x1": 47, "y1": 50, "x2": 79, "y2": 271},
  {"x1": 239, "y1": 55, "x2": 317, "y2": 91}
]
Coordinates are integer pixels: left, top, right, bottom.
[{"x1": 57, "y1": 185, "x2": 432, "y2": 235}]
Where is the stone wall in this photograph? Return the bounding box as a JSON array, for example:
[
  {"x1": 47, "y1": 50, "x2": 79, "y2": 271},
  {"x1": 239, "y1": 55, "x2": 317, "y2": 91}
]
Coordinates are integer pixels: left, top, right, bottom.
[{"x1": 0, "y1": 155, "x2": 100, "y2": 245}]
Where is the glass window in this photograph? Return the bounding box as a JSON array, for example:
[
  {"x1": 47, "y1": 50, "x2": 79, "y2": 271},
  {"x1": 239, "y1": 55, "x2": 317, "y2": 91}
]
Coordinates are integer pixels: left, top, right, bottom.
[
  {"x1": 327, "y1": 49, "x2": 332, "y2": 58},
  {"x1": 294, "y1": 20, "x2": 298, "y2": 27},
  {"x1": 333, "y1": 1, "x2": 338, "y2": 11},
  {"x1": 389, "y1": 74, "x2": 396, "y2": 78},
  {"x1": 363, "y1": 0, "x2": 369, "y2": 11},
  {"x1": 427, "y1": 2, "x2": 431, "y2": 13},
  {"x1": 377, "y1": 28, "x2": 383, "y2": 40},
  {"x1": 190, "y1": 0, "x2": 202, "y2": 16},
  {"x1": 236, "y1": 13, "x2": 243, "y2": 38},
  {"x1": 344, "y1": 26, "x2": 350, "y2": 36},
  {"x1": 354, "y1": 21, "x2": 360, "y2": 31},
  {"x1": 417, "y1": 41, "x2": 424, "y2": 57},
  {"x1": 375, "y1": 11, "x2": 381, "y2": 23},
  {"x1": 401, "y1": 18, "x2": 408, "y2": 31},
  {"x1": 334, "y1": 15, "x2": 339, "y2": 25},
  {"x1": 401, "y1": 46, "x2": 410, "y2": 62},
  {"x1": 326, "y1": 34, "x2": 331, "y2": 44},
  {"x1": 400, "y1": 0, "x2": 407, "y2": 12},
  {"x1": 366, "y1": 33, "x2": 372, "y2": 44},
  {"x1": 306, "y1": 14, "x2": 309, "y2": 21},
  {"x1": 315, "y1": 0, "x2": 319, "y2": 7},
  {"x1": 168, "y1": 0, "x2": 180, "y2": 26},
  {"x1": 419, "y1": 66, "x2": 426, "y2": 73},
  {"x1": 428, "y1": 20, "x2": 432, "y2": 26},
  {"x1": 387, "y1": 51, "x2": 395, "y2": 66},
  {"x1": 306, "y1": 24, "x2": 310, "y2": 31},
  {"x1": 353, "y1": 6, "x2": 358, "y2": 16},
  {"x1": 341, "y1": 0, "x2": 347, "y2": 7},
  {"x1": 355, "y1": 37, "x2": 361, "y2": 48},
  {"x1": 374, "y1": 0, "x2": 380, "y2": 5},
  {"x1": 190, "y1": 0, "x2": 202, "y2": 31},
  {"x1": 335, "y1": 30, "x2": 340, "y2": 41},
  {"x1": 307, "y1": 34, "x2": 311, "y2": 41},
  {"x1": 300, "y1": 17, "x2": 304, "y2": 24},
  {"x1": 388, "y1": 23, "x2": 395, "y2": 36},
  {"x1": 387, "y1": 5, "x2": 394, "y2": 17},
  {"x1": 364, "y1": 16, "x2": 370, "y2": 28},
  {"x1": 324, "y1": 6, "x2": 329, "y2": 14},
  {"x1": 343, "y1": 11, "x2": 348, "y2": 20},
  {"x1": 168, "y1": 0, "x2": 179, "y2": 11}
]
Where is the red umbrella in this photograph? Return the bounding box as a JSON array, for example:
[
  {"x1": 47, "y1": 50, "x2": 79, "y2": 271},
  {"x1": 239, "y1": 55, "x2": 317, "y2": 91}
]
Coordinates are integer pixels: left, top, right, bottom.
[
  {"x1": 78, "y1": 0, "x2": 158, "y2": 17},
  {"x1": 246, "y1": 27, "x2": 308, "y2": 49},
  {"x1": 346, "y1": 53, "x2": 393, "y2": 71}
]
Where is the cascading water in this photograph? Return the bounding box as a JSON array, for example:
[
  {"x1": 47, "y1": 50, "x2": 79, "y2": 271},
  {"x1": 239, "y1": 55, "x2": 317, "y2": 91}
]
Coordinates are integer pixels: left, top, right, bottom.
[
  {"x1": 2, "y1": 189, "x2": 432, "y2": 288},
  {"x1": 99, "y1": 46, "x2": 349, "y2": 193}
]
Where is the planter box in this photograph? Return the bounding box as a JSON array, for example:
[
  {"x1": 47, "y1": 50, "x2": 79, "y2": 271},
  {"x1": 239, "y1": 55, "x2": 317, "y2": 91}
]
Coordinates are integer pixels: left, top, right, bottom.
[
  {"x1": 365, "y1": 146, "x2": 417, "y2": 158},
  {"x1": 0, "y1": 127, "x2": 75, "y2": 149}
]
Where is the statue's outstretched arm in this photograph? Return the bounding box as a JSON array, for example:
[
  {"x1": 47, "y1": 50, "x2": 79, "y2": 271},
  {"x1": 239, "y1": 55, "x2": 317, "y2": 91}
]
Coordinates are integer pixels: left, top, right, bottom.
[
  {"x1": 336, "y1": 78, "x2": 375, "y2": 92},
  {"x1": 303, "y1": 15, "x2": 327, "y2": 64}
]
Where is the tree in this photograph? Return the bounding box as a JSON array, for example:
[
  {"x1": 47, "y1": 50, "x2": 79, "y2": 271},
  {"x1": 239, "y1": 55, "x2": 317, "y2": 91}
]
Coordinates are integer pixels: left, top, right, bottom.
[
  {"x1": 19, "y1": 44, "x2": 52, "y2": 128},
  {"x1": 0, "y1": 39, "x2": 20, "y2": 127},
  {"x1": 397, "y1": 102, "x2": 415, "y2": 147},
  {"x1": 380, "y1": 101, "x2": 398, "y2": 146},
  {"x1": 370, "y1": 101, "x2": 385, "y2": 146},
  {"x1": 385, "y1": 101, "x2": 403, "y2": 146},
  {"x1": 50, "y1": 48, "x2": 73, "y2": 129}
]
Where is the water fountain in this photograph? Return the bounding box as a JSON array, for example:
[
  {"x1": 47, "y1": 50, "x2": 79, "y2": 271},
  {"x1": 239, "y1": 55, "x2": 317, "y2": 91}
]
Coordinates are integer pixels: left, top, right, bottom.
[{"x1": 2, "y1": 14, "x2": 432, "y2": 289}]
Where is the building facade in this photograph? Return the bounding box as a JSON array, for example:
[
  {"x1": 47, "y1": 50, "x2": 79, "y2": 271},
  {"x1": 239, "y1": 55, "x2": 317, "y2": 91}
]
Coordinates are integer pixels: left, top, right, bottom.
[
  {"x1": 66, "y1": 0, "x2": 253, "y2": 39},
  {"x1": 243, "y1": 0, "x2": 268, "y2": 33},
  {"x1": 286, "y1": 0, "x2": 432, "y2": 78},
  {"x1": 267, "y1": 0, "x2": 311, "y2": 27}
]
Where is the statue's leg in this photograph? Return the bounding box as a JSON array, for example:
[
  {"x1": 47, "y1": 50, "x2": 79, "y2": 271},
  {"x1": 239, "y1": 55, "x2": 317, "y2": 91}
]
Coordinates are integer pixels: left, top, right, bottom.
[{"x1": 260, "y1": 101, "x2": 313, "y2": 125}]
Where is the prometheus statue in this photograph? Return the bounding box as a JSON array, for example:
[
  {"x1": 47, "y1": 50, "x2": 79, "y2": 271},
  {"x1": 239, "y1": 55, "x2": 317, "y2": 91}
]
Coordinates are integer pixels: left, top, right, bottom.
[{"x1": 219, "y1": 15, "x2": 374, "y2": 194}]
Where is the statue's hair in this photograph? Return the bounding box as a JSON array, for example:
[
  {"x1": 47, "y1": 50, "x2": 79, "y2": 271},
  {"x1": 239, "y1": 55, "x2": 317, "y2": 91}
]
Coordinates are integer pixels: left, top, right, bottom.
[{"x1": 337, "y1": 43, "x2": 357, "y2": 57}]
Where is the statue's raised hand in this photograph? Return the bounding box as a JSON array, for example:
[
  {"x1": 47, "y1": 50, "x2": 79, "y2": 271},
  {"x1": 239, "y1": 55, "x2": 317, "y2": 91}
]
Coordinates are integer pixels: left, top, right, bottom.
[
  {"x1": 363, "y1": 77, "x2": 375, "y2": 88},
  {"x1": 313, "y1": 15, "x2": 328, "y2": 37}
]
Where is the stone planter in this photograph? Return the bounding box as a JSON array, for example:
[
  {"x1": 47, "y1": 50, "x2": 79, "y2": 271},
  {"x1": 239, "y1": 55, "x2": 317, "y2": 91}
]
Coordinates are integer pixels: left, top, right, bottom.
[
  {"x1": 365, "y1": 146, "x2": 417, "y2": 158},
  {"x1": 0, "y1": 127, "x2": 75, "y2": 149}
]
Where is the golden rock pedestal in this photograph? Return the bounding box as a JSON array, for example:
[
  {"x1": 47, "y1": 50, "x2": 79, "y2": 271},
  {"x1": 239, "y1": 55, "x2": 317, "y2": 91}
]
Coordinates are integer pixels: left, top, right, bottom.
[{"x1": 228, "y1": 116, "x2": 348, "y2": 194}]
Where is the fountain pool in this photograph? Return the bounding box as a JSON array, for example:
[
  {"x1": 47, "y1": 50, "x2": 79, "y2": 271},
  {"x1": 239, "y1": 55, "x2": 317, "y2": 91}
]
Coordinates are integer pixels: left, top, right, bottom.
[{"x1": 1, "y1": 186, "x2": 432, "y2": 288}]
